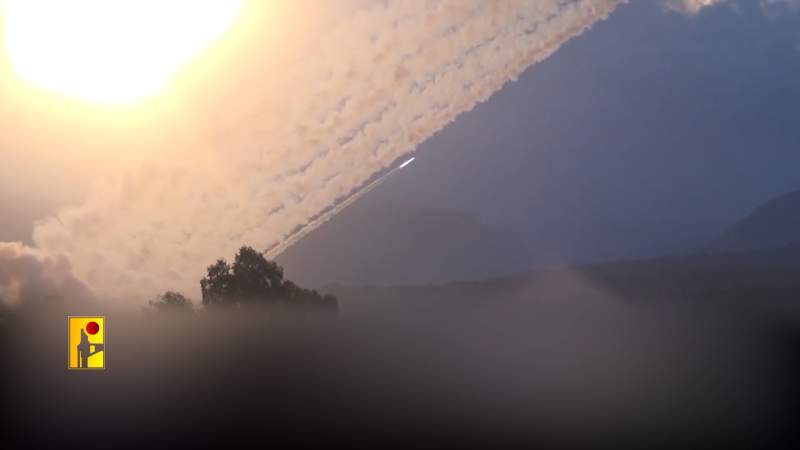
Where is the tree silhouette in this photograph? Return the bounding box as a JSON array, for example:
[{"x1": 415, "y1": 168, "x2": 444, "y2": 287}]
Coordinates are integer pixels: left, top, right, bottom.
[
  {"x1": 149, "y1": 291, "x2": 194, "y2": 314},
  {"x1": 200, "y1": 246, "x2": 338, "y2": 311},
  {"x1": 200, "y1": 259, "x2": 234, "y2": 308},
  {"x1": 231, "y1": 246, "x2": 284, "y2": 304}
]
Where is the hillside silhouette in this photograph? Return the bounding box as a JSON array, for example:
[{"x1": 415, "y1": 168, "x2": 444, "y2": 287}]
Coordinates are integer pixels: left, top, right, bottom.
[
  {"x1": 328, "y1": 244, "x2": 800, "y2": 314},
  {"x1": 713, "y1": 189, "x2": 800, "y2": 252},
  {"x1": 277, "y1": 198, "x2": 531, "y2": 287}
]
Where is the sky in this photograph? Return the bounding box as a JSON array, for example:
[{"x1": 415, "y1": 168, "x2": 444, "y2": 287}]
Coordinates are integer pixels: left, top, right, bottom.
[
  {"x1": 355, "y1": 0, "x2": 800, "y2": 259},
  {"x1": 1, "y1": 0, "x2": 799, "y2": 303}
]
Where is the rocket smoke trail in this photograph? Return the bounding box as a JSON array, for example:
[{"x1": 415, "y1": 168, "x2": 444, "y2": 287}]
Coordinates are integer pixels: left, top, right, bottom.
[
  {"x1": 30, "y1": 0, "x2": 626, "y2": 303},
  {"x1": 265, "y1": 156, "x2": 414, "y2": 259}
]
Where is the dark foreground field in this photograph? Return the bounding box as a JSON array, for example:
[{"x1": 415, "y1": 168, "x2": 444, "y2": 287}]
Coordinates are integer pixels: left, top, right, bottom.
[{"x1": 3, "y1": 247, "x2": 800, "y2": 448}]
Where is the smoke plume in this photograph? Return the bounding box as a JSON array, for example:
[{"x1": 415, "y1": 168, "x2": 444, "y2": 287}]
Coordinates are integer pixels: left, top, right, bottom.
[
  {"x1": 28, "y1": 0, "x2": 624, "y2": 303},
  {"x1": 0, "y1": 242, "x2": 92, "y2": 310}
]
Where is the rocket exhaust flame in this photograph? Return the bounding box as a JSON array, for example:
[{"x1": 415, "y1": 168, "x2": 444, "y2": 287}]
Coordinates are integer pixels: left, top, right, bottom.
[{"x1": 399, "y1": 157, "x2": 415, "y2": 169}]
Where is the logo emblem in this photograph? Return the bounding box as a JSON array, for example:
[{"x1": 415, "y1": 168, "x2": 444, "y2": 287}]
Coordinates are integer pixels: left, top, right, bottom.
[{"x1": 68, "y1": 316, "x2": 106, "y2": 370}]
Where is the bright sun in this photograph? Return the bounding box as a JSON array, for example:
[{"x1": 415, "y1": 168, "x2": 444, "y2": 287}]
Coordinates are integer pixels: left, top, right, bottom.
[{"x1": 0, "y1": 0, "x2": 243, "y2": 104}]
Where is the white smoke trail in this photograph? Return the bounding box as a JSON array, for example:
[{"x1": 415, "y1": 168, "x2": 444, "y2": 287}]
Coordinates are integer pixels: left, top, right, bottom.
[
  {"x1": 265, "y1": 155, "x2": 410, "y2": 259},
  {"x1": 31, "y1": 0, "x2": 625, "y2": 303}
]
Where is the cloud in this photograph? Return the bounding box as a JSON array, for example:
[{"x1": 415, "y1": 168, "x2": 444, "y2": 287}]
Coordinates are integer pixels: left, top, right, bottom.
[
  {"x1": 662, "y1": 0, "x2": 729, "y2": 15},
  {"x1": 761, "y1": 0, "x2": 800, "y2": 16},
  {"x1": 664, "y1": 0, "x2": 800, "y2": 15},
  {"x1": 30, "y1": 0, "x2": 625, "y2": 303},
  {"x1": 0, "y1": 242, "x2": 92, "y2": 310}
]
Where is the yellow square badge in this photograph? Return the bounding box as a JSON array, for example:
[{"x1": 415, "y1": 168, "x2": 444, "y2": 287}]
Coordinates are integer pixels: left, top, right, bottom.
[{"x1": 68, "y1": 316, "x2": 106, "y2": 370}]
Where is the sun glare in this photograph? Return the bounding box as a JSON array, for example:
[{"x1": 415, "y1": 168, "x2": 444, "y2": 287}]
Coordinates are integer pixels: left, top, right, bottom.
[{"x1": 0, "y1": 0, "x2": 243, "y2": 105}]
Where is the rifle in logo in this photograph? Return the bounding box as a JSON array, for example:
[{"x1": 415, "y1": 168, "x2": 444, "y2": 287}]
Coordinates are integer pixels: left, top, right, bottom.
[{"x1": 68, "y1": 316, "x2": 106, "y2": 370}]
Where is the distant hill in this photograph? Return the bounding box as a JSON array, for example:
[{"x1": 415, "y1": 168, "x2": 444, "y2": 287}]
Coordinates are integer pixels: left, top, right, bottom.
[
  {"x1": 277, "y1": 197, "x2": 532, "y2": 287},
  {"x1": 713, "y1": 190, "x2": 800, "y2": 252},
  {"x1": 328, "y1": 244, "x2": 800, "y2": 315},
  {"x1": 278, "y1": 188, "x2": 800, "y2": 288}
]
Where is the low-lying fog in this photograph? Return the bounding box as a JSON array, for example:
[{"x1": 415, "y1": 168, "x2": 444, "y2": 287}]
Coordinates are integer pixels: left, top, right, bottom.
[{"x1": 4, "y1": 266, "x2": 799, "y2": 447}]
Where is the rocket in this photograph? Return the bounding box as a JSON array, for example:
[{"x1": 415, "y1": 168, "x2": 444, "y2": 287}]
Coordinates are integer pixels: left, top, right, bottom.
[{"x1": 399, "y1": 157, "x2": 415, "y2": 169}]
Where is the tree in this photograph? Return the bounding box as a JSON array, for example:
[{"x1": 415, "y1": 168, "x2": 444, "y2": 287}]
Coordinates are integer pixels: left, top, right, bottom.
[
  {"x1": 200, "y1": 259, "x2": 234, "y2": 308},
  {"x1": 231, "y1": 246, "x2": 284, "y2": 304},
  {"x1": 149, "y1": 291, "x2": 194, "y2": 315},
  {"x1": 200, "y1": 246, "x2": 338, "y2": 312}
]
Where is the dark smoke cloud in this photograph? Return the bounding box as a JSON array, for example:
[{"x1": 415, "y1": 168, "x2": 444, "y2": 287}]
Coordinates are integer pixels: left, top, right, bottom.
[{"x1": 0, "y1": 242, "x2": 92, "y2": 312}]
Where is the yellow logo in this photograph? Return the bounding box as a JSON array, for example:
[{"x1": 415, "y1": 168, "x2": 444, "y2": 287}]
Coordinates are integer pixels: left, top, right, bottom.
[{"x1": 68, "y1": 316, "x2": 106, "y2": 370}]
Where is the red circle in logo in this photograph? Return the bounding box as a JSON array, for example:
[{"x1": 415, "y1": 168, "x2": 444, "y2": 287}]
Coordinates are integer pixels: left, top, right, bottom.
[{"x1": 86, "y1": 321, "x2": 100, "y2": 335}]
